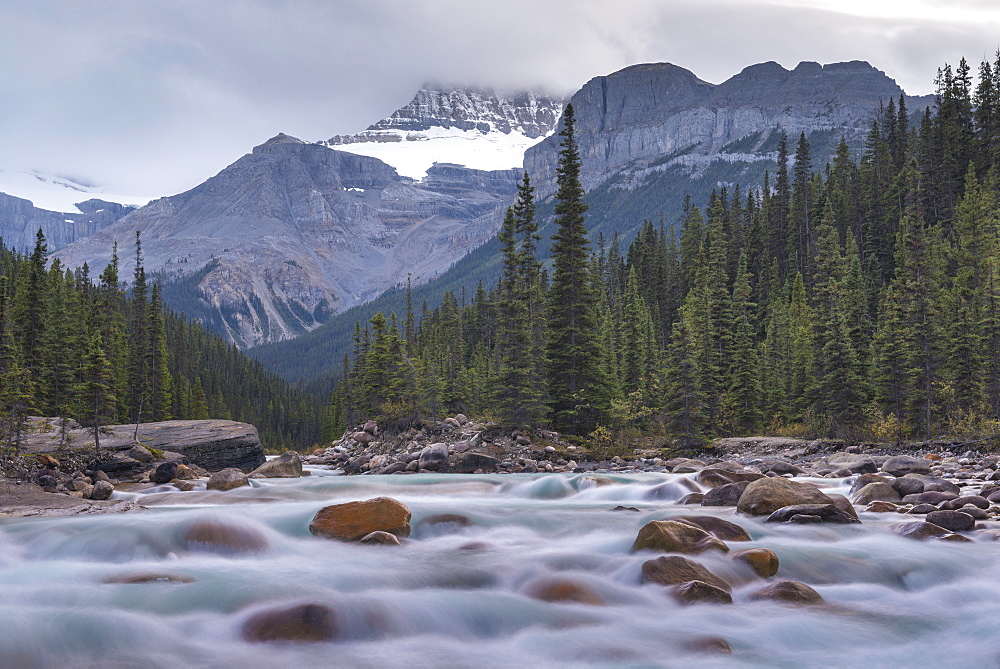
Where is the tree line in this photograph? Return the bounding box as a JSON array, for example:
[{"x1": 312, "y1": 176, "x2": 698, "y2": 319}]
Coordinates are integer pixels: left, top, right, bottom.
[
  {"x1": 0, "y1": 231, "x2": 322, "y2": 452},
  {"x1": 328, "y1": 55, "x2": 1000, "y2": 444}
]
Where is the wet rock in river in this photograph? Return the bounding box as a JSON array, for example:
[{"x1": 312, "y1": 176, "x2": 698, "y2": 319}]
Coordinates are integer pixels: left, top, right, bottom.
[
  {"x1": 672, "y1": 580, "x2": 733, "y2": 605},
  {"x1": 631, "y1": 520, "x2": 729, "y2": 554},
  {"x1": 309, "y1": 496, "x2": 411, "y2": 541},
  {"x1": 243, "y1": 603, "x2": 337, "y2": 643},
  {"x1": 103, "y1": 572, "x2": 195, "y2": 584},
  {"x1": 673, "y1": 515, "x2": 752, "y2": 541},
  {"x1": 250, "y1": 451, "x2": 303, "y2": 478},
  {"x1": 684, "y1": 636, "x2": 733, "y2": 654},
  {"x1": 641, "y1": 555, "x2": 731, "y2": 592},
  {"x1": 881, "y1": 455, "x2": 932, "y2": 477},
  {"x1": 730, "y1": 547, "x2": 780, "y2": 577},
  {"x1": 827, "y1": 453, "x2": 878, "y2": 474},
  {"x1": 527, "y1": 577, "x2": 604, "y2": 605},
  {"x1": 749, "y1": 579, "x2": 824, "y2": 605},
  {"x1": 849, "y1": 473, "x2": 891, "y2": 496},
  {"x1": 183, "y1": 519, "x2": 269, "y2": 554},
  {"x1": 889, "y1": 476, "x2": 925, "y2": 496},
  {"x1": 864, "y1": 501, "x2": 900, "y2": 513},
  {"x1": 736, "y1": 477, "x2": 835, "y2": 516},
  {"x1": 940, "y1": 495, "x2": 989, "y2": 510},
  {"x1": 925, "y1": 510, "x2": 976, "y2": 532},
  {"x1": 359, "y1": 531, "x2": 402, "y2": 545},
  {"x1": 892, "y1": 520, "x2": 972, "y2": 542},
  {"x1": 851, "y1": 482, "x2": 901, "y2": 505},
  {"x1": 701, "y1": 480, "x2": 750, "y2": 507},
  {"x1": 677, "y1": 493, "x2": 704, "y2": 505},
  {"x1": 766, "y1": 503, "x2": 860, "y2": 524},
  {"x1": 206, "y1": 468, "x2": 249, "y2": 491}
]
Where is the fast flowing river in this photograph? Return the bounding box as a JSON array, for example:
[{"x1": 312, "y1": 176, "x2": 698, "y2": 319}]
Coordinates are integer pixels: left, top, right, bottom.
[{"x1": 1, "y1": 469, "x2": 998, "y2": 668}]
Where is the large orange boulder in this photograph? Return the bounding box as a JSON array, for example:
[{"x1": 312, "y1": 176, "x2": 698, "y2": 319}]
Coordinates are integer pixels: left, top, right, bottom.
[
  {"x1": 309, "y1": 497, "x2": 411, "y2": 541},
  {"x1": 631, "y1": 520, "x2": 729, "y2": 554}
]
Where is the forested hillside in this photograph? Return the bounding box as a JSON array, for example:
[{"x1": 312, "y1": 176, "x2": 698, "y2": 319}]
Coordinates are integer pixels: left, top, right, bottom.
[
  {"x1": 0, "y1": 233, "x2": 322, "y2": 451},
  {"x1": 327, "y1": 56, "x2": 1000, "y2": 444}
]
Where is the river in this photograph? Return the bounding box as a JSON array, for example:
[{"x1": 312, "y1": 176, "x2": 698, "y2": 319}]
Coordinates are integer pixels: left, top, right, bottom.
[{"x1": 1, "y1": 469, "x2": 997, "y2": 668}]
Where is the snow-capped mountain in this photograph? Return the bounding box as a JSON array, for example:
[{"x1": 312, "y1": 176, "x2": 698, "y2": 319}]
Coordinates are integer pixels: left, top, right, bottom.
[
  {"x1": 0, "y1": 170, "x2": 151, "y2": 214},
  {"x1": 323, "y1": 85, "x2": 565, "y2": 179}
]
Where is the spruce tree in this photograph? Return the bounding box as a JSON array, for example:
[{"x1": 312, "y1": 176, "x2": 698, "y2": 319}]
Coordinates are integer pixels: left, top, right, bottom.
[{"x1": 545, "y1": 103, "x2": 612, "y2": 434}]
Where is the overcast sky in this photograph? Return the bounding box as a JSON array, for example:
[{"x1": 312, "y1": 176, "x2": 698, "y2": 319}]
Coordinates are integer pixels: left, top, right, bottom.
[{"x1": 1, "y1": 0, "x2": 998, "y2": 197}]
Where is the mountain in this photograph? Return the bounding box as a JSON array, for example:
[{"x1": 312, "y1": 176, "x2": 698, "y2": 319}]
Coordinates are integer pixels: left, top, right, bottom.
[
  {"x1": 525, "y1": 60, "x2": 932, "y2": 197},
  {"x1": 253, "y1": 60, "x2": 937, "y2": 384},
  {"x1": 53, "y1": 85, "x2": 564, "y2": 349},
  {"x1": 54, "y1": 134, "x2": 524, "y2": 347},
  {"x1": 0, "y1": 193, "x2": 136, "y2": 253},
  {"x1": 323, "y1": 85, "x2": 564, "y2": 179}
]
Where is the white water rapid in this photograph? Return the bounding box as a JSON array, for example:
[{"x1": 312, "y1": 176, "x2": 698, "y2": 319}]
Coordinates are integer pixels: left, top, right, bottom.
[{"x1": 2, "y1": 470, "x2": 998, "y2": 667}]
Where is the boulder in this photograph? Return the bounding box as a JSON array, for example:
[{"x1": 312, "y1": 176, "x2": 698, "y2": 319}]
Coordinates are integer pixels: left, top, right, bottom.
[
  {"x1": 251, "y1": 451, "x2": 303, "y2": 478},
  {"x1": 183, "y1": 519, "x2": 269, "y2": 554},
  {"x1": 672, "y1": 580, "x2": 733, "y2": 605},
  {"x1": 889, "y1": 476, "x2": 925, "y2": 496},
  {"x1": 242, "y1": 603, "x2": 337, "y2": 643},
  {"x1": 940, "y1": 495, "x2": 989, "y2": 510},
  {"x1": 309, "y1": 497, "x2": 411, "y2": 541},
  {"x1": 766, "y1": 503, "x2": 860, "y2": 524},
  {"x1": 206, "y1": 468, "x2": 249, "y2": 491},
  {"x1": 925, "y1": 510, "x2": 975, "y2": 532},
  {"x1": 881, "y1": 455, "x2": 931, "y2": 477},
  {"x1": 865, "y1": 501, "x2": 900, "y2": 513},
  {"x1": 641, "y1": 556, "x2": 731, "y2": 592},
  {"x1": 152, "y1": 462, "x2": 179, "y2": 484},
  {"x1": 352, "y1": 431, "x2": 375, "y2": 444},
  {"x1": 849, "y1": 473, "x2": 891, "y2": 496},
  {"x1": 891, "y1": 520, "x2": 972, "y2": 542},
  {"x1": 737, "y1": 477, "x2": 835, "y2": 516},
  {"x1": 701, "y1": 481, "x2": 751, "y2": 507},
  {"x1": 449, "y1": 452, "x2": 500, "y2": 473},
  {"x1": 768, "y1": 461, "x2": 804, "y2": 476},
  {"x1": 673, "y1": 515, "x2": 751, "y2": 542},
  {"x1": 730, "y1": 547, "x2": 780, "y2": 577},
  {"x1": 749, "y1": 580, "x2": 824, "y2": 605},
  {"x1": 418, "y1": 443, "x2": 450, "y2": 471},
  {"x1": 851, "y1": 482, "x2": 901, "y2": 505},
  {"x1": 631, "y1": 520, "x2": 729, "y2": 554},
  {"x1": 677, "y1": 493, "x2": 705, "y2": 505},
  {"x1": 90, "y1": 480, "x2": 114, "y2": 500},
  {"x1": 175, "y1": 464, "x2": 197, "y2": 480},
  {"x1": 527, "y1": 578, "x2": 603, "y2": 605},
  {"x1": 827, "y1": 453, "x2": 877, "y2": 474},
  {"x1": 695, "y1": 468, "x2": 764, "y2": 488}
]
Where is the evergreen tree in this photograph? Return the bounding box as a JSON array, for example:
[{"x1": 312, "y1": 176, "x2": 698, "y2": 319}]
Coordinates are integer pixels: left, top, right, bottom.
[{"x1": 545, "y1": 104, "x2": 612, "y2": 433}]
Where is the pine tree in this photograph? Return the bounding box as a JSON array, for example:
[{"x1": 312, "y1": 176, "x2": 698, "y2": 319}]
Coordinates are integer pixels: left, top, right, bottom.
[
  {"x1": 545, "y1": 104, "x2": 612, "y2": 433},
  {"x1": 80, "y1": 331, "x2": 116, "y2": 451}
]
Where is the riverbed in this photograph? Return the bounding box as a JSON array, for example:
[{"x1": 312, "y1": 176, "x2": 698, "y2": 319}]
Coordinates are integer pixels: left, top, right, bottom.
[{"x1": 1, "y1": 469, "x2": 998, "y2": 668}]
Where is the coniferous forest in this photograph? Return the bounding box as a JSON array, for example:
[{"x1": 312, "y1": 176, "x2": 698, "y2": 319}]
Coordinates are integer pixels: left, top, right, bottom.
[
  {"x1": 0, "y1": 231, "x2": 322, "y2": 452},
  {"x1": 328, "y1": 56, "x2": 1000, "y2": 446}
]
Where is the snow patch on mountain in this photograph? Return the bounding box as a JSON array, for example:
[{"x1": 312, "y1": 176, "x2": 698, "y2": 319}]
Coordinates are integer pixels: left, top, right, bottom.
[
  {"x1": 323, "y1": 85, "x2": 565, "y2": 180},
  {"x1": 0, "y1": 170, "x2": 152, "y2": 213},
  {"x1": 320, "y1": 125, "x2": 546, "y2": 180}
]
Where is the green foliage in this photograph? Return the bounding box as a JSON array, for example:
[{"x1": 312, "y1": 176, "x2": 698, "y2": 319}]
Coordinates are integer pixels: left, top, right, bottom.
[{"x1": 0, "y1": 234, "x2": 321, "y2": 453}]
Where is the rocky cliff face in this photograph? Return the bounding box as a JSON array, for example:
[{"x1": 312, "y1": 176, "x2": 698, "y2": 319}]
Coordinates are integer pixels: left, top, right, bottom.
[
  {"x1": 54, "y1": 134, "x2": 519, "y2": 348},
  {"x1": 525, "y1": 60, "x2": 933, "y2": 196},
  {"x1": 0, "y1": 194, "x2": 135, "y2": 252}
]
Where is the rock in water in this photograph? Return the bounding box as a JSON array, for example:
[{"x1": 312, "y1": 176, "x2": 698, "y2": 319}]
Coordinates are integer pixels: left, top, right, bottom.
[
  {"x1": 881, "y1": 455, "x2": 932, "y2": 477},
  {"x1": 242, "y1": 603, "x2": 337, "y2": 643},
  {"x1": 766, "y1": 503, "x2": 860, "y2": 524},
  {"x1": 358, "y1": 531, "x2": 402, "y2": 545},
  {"x1": 309, "y1": 497, "x2": 412, "y2": 541},
  {"x1": 749, "y1": 580, "x2": 824, "y2": 605},
  {"x1": 251, "y1": 451, "x2": 303, "y2": 478},
  {"x1": 730, "y1": 548, "x2": 780, "y2": 577},
  {"x1": 736, "y1": 477, "x2": 836, "y2": 516},
  {"x1": 701, "y1": 481, "x2": 751, "y2": 507},
  {"x1": 851, "y1": 482, "x2": 901, "y2": 505},
  {"x1": 672, "y1": 515, "x2": 752, "y2": 541},
  {"x1": 206, "y1": 468, "x2": 249, "y2": 491},
  {"x1": 672, "y1": 580, "x2": 733, "y2": 605},
  {"x1": 641, "y1": 556, "x2": 731, "y2": 592},
  {"x1": 925, "y1": 510, "x2": 975, "y2": 532},
  {"x1": 631, "y1": 520, "x2": 729, "y2": 554},
  {"x1": 183, "y1": 519, "x2": 269, "y2": 554},
  {"x1": 527, "y1": 578, "x2": 604, "y2": 605}
]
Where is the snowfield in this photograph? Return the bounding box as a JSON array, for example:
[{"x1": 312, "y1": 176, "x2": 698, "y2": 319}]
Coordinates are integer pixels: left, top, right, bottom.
[{"x1": 0, "y1": 170, "x2": 152, "y2": 213}]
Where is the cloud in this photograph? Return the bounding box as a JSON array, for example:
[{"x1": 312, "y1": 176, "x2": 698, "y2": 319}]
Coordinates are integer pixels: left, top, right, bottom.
[{"x1": 0, "y1": 0, "x2": 996, "y2": 196}]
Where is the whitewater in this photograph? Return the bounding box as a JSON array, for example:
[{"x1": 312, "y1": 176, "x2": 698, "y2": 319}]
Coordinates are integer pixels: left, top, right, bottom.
[{"x1": 1, "y1": 469, "x2": 998, "y2": 668}]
